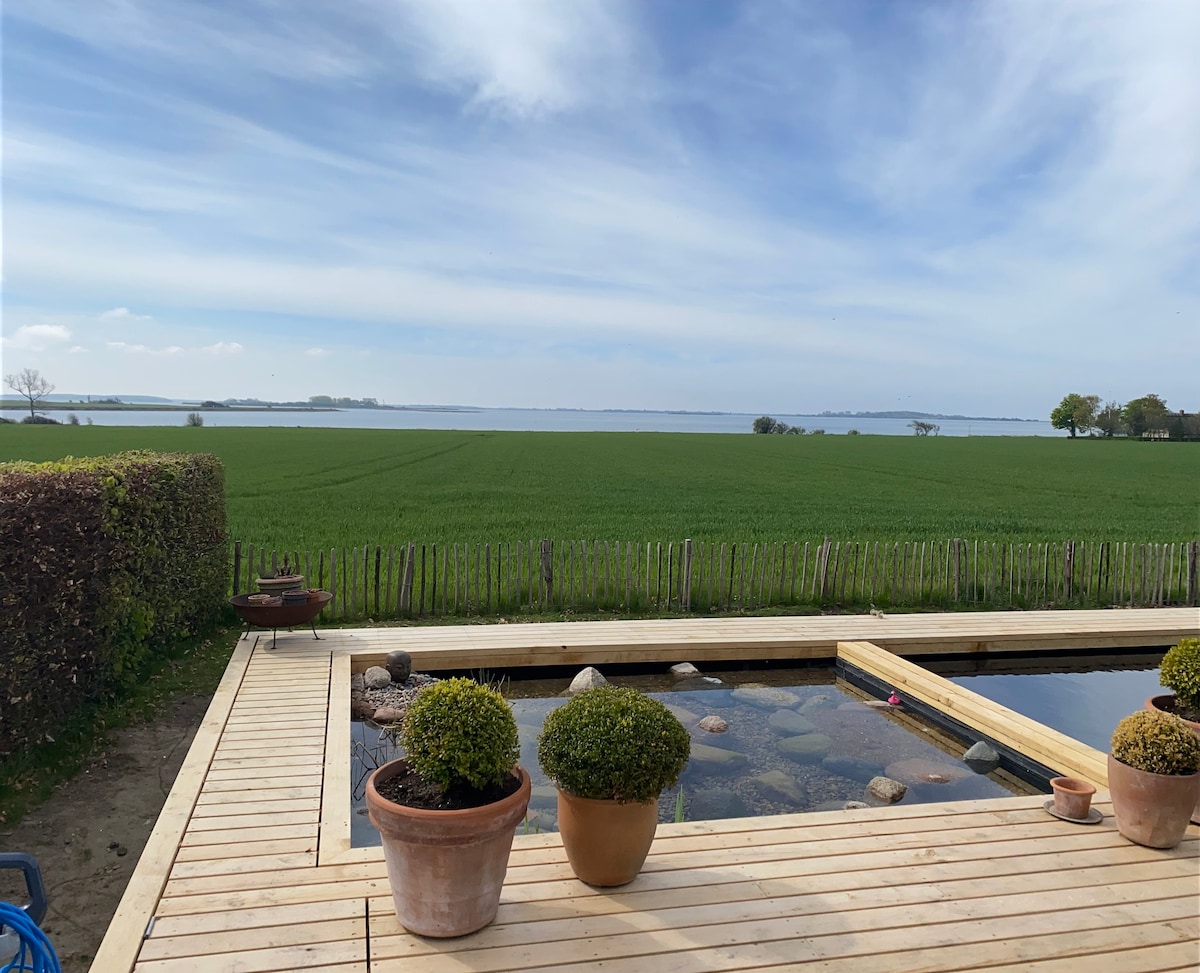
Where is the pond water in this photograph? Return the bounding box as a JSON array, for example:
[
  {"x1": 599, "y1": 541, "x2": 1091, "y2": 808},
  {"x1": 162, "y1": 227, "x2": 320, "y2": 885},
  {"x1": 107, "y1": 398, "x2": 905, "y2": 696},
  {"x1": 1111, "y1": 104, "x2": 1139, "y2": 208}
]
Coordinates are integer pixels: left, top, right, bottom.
[
  {"x1": 928, "y1": 652, "x2": 1166, "y2": 752},
  {"x1": 350, "y1": 665, "x2": 1032, "y2": 847}
]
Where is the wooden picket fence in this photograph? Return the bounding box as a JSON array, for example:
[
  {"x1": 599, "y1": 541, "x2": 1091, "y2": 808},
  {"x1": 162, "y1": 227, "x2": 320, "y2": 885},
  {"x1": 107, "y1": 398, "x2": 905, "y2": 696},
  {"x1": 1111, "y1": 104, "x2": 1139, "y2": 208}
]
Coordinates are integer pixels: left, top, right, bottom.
[{"x1": 230, "y1": 538, "x2": 1200, "y2": 622}]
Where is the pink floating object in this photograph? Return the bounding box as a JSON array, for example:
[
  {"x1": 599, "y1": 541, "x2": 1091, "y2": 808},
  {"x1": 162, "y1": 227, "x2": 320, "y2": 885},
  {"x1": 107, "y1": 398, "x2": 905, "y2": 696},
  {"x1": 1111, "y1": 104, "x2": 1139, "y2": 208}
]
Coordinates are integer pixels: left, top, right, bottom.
[{"x1": 888, "y1": 691, "x2": 902, "y2": 706}]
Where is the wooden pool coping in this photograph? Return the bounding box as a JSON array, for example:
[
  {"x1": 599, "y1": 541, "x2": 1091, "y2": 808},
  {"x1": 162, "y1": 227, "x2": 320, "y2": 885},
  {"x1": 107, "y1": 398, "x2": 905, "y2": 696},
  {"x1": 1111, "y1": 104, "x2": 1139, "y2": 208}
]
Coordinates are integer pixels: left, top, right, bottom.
[{"x1": 93, "y1": 608, "x2": 1199, "y2": 972}]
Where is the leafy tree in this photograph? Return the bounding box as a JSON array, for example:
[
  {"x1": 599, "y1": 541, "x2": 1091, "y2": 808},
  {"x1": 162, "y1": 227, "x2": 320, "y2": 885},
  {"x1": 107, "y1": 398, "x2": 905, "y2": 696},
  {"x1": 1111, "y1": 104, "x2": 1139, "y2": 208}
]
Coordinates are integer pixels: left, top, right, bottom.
[
  {"x1": 752, "y1": 416, "x2": 778, "y2": 434},
  {"x1": 5, "y1": 367, "x2": 54, "y2": 420},
  {"x1": 1050, "y1": 393, "x2": 1099, "y2": 438},
  {"x1": 909, "y1": 420, "x2": 939, "y2": 436},
  {"x1": 1094, "y1": 401, "x2": 1125, "y2": 438},
  {"x1": 1122, "y1": 394, "x2": 1169, "y2": 438}
]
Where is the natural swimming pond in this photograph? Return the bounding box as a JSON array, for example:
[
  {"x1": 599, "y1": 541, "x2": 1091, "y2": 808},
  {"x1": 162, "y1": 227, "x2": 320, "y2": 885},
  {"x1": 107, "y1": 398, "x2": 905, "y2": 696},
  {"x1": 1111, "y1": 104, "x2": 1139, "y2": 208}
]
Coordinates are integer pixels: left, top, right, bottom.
[
  {"x1": 926, "y1": 650, "x2": 1166, "y2": 752},
  {"x1": 350, "y1": 663, "x2": 1035, "y2": 847}
]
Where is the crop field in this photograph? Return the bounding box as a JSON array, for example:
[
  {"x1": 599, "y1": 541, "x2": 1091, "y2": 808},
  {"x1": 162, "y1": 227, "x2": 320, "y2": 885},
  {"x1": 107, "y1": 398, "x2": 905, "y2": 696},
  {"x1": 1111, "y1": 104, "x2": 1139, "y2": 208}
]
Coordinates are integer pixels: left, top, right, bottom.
[{"x1": 2, "y1": 427, "x2": 1197, "y2": 550}]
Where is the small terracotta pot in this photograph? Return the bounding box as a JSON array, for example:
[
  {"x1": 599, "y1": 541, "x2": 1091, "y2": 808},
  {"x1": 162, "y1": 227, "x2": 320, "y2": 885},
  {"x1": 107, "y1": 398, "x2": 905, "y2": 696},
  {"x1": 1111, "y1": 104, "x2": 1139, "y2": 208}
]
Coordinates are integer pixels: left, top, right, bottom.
[
  {"x1": 1107, "y1": 753, "x2": 1200, "y2": 849},
  {"x1": 556, "y1": 789, "x2": 658, "y2": 887},
  {"x1": 366, "y1": 760, "x2": 531, "y2": 937},
  {"x1": 1049, "y1": 777, "x2": 1096, "y2": 820},
  {"x1": 1145, "y1": 695, "x2": 1200, "y2": 824}
]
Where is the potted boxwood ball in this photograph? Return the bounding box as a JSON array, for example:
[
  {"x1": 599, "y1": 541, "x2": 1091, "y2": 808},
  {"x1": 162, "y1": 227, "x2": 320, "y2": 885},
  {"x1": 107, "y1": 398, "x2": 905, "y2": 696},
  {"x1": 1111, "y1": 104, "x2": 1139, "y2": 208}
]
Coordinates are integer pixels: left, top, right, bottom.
[
  {"x1": 1108, "y1": 709, "x2": 1200, "y2": 849},
  {"x1": 1146, "y1": 636, "x2": 1200, "y2": 823},
  {"x1": 537, "y1": 686, "x2": 690, "y2": 887},
  {"x1": 366, "y1": 677, "x2": 530, "y2": 937}
]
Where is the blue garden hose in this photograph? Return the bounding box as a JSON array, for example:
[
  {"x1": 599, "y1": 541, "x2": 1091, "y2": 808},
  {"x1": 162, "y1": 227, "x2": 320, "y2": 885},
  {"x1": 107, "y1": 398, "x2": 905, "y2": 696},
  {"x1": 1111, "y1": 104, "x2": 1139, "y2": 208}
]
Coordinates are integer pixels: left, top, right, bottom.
[{"x1": 0, "y1": 903, "x2": 61, "y2": 973}]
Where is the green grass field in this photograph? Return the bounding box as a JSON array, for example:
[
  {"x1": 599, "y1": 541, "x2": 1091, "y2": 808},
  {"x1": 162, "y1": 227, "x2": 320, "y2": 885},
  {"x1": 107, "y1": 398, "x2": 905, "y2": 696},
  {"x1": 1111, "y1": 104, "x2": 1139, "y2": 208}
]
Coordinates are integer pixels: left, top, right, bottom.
[{"x1": 2, "y1": 427, "x2": 1197, "y2": 549}]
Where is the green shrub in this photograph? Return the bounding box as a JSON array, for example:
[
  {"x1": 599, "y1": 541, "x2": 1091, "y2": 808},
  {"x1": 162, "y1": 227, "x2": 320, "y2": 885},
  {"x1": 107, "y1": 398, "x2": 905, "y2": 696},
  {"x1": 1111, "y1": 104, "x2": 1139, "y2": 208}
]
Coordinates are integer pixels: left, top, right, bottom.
[
  {"x1": 400, "y1": 678, "x2": 518, "y2": 792},
  {"x1": 1110, "y1": 710, "x2": 1200, "y2": 776},
  {"x1": 538, "y1": 686, "x2": 690, "y2": 803},
  {"x1": 0, "y1": 451, "x2": 227, "y2": 757},
  {"x1": 1160, "y1": 637, "x2": 1200, "y2": 709}
]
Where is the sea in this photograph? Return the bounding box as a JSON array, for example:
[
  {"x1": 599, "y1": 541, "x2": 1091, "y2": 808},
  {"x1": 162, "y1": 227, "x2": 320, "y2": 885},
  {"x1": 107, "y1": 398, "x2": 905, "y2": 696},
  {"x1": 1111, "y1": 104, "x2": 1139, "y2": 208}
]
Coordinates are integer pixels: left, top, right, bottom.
[{"x1": 44, "y1": 408, "x2": 1057, "y2": 436}]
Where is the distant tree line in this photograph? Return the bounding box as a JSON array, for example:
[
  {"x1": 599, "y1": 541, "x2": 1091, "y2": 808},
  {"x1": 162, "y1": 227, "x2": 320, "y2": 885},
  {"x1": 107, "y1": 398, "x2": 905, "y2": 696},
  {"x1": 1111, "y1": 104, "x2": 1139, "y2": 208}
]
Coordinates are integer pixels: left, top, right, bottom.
[
  {"x1": 1051, "y1": 393, "x2": 1197, "y2": 440},
  {"x1": 751, "y1": 417, "x2": 829, "y2": 435}
]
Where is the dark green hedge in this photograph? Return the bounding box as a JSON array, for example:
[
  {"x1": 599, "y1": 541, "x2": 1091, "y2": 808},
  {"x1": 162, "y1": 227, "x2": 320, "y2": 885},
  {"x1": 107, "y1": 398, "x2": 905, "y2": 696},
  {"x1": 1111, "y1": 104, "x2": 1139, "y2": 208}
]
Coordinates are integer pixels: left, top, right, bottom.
[{"x1": 0, "y1": 452, "x2": 228, "y2": 757}]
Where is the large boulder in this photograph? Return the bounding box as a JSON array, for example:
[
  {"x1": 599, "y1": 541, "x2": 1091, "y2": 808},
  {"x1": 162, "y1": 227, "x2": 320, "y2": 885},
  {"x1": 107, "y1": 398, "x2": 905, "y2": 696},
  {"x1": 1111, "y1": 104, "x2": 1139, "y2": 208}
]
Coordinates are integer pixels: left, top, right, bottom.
[
  {"x1": 670, "y1": 662, "x2": 702, "y2": 680},
  {"x1": 691, "y1": 788, "x2": 748, "y2": 820},
  {"x1": 866, "y1": 776, "x2": 908, "y2": 804},
  {"x1": 363, "y1": 666, "x2": 391, "y2": 690},
  {"x1": 767, "y1": 710, "x2": 816, "y2": 736},
  {"x1": 963, "y1": 741, "x2": 1001, "y2": 774},
  {"x1": 747, "y1": 770, "x2": 807, "y2": 806},
  {"x1": 697, "y1": 715, "x2": 729, "y2": 734},
  {"x1": 567, "y1": 667, "x2": 607, "y2": 694},
  {"x1": 731, "y1": 686, "x2": 801, "y2": 709},
  {"x1": 776, "y1": 734, "x2": 833, "y2": 764},
  {"x1": 688, "y1": 743, "x2": 749, "y2": 773}
]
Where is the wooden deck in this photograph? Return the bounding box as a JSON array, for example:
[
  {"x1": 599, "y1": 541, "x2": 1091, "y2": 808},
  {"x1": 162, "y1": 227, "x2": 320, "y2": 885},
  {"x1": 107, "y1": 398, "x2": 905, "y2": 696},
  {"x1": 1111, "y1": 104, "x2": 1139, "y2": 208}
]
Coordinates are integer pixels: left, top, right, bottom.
[{"x1": 93, "y1": 609, "x2": 1199, "y2": 972}]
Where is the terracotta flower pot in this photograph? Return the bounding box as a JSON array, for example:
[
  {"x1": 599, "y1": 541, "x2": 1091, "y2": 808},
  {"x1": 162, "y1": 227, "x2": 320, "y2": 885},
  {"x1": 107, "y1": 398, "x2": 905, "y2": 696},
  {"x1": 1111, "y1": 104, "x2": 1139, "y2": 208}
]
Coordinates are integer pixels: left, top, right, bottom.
[
  {"x1": 1107, "y1": 753, "x2": 1200, "y2": 849},
  {"x1": 1145, "y1": 695, "x2": 1200, "y2": 824},
  {"x1": 1049, "y1": 777, "x2": 1097, "y2": 820},
  {"x1": 366, "y1": 760, "x2": 531, "y2": 937},
  {"x1": 556, "y1": 789, "x2": 658, "y2": 887}
]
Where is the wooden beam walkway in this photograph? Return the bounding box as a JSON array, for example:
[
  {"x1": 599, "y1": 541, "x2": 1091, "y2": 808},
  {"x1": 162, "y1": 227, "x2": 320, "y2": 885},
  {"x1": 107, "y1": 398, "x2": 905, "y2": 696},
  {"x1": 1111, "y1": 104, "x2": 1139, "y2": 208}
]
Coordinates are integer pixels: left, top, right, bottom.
[{"x1": 92, "y1": 609, "x2": 1199, "y2": 972}]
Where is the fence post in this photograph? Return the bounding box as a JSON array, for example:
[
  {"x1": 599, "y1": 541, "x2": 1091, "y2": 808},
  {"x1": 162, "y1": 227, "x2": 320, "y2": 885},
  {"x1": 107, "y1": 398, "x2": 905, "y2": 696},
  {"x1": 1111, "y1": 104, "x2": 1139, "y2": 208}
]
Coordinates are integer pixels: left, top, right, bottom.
[
  {"x1": 682, "y1": 538, "x2": 694, "y2": 612},
  {"x1": 1188, "y1": 541, "x2": 1198, "y2": 606},
  {"x1": 540, "y1": 539, "x2": 553, "y2": 608},
  {"x1": 231, "y1": 540, "x2": 242, "y2": 595},
  {"x1": 952, "y1": 538, "x2": 962, "y2": 603},
  {"x1": 1063, "y1": 540, "x2": 1075, "y2": 602}
]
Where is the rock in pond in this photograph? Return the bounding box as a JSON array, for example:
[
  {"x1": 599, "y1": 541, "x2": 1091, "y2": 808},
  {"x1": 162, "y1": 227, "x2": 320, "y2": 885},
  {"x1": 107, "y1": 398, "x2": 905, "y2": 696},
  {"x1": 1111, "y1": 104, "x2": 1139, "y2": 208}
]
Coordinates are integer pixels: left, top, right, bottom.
[
  {"x1": 963, "y1": 740, "x2": 1001, "y2": 774},
  {"x1": 776, "y1": 734, "x2": 832, "y2": 763},
  {"x1": 767, "y1": 709, "x2": 816, "y2": 736},
  {"x1": 798, "y1": 694, "x2": 835, "y2": 716},
  {"x1": 731, "y1": 686, "x2": 801, "y2": 710},
  {"x1": 866, "y1": 776, "x2": 907, "y2": 804},
  {"x1": 885, "y1": 758, "x2": 971, "y2": 786},
  {"x1": 691, "y1": 788, "x2": 748, "y2": 820},
  {"x1": 568, "y1": 667, "x2": 607, "y2": 694},
  {"x1": 350, "y1": 698, "x2": 376, "y2": 721},
  {"x1": 670, "y1": 662, "x2": 702, "y2": 680},
  {"x1": 372, "y1": 706, "x2": 404, "y2": 724},
  {"x1": 688, "y1": 743, "x2": 749, "y2": 773},
  {"x1": 747, "y1": 770, "x2": 807, "y2": 805},
  {"x1": 697, "y1": 715, "x2": 729, "y2": 734},
  {"x1": 821, "y1": 756, "x2": 886, "y2": 784},
  {"x1": 363, "y1": 666, "x2": 392, "y2": 690}
]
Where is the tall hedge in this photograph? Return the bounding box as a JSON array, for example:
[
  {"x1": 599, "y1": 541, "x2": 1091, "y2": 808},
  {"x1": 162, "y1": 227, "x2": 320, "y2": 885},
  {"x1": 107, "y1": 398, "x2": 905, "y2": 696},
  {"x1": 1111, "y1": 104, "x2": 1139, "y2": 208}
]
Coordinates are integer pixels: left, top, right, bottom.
[{"x1": 0, "y1": 451, "x2": 228, "y2": 757}]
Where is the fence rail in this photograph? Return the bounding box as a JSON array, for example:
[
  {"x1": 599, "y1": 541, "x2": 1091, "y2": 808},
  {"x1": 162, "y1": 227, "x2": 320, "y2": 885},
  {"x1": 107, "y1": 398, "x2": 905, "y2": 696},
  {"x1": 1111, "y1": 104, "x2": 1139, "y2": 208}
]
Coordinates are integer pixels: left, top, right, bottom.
[{"x1": 230, "y1": 538, "x2": 1200, "y2": 622}]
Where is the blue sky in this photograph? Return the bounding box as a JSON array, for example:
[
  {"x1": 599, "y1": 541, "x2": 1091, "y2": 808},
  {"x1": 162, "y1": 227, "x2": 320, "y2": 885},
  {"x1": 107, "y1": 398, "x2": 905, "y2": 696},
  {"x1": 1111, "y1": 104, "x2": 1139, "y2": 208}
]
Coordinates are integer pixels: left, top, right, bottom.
[{"x1": 2, "y1": 0, "x2": 1197, "y2": 415}]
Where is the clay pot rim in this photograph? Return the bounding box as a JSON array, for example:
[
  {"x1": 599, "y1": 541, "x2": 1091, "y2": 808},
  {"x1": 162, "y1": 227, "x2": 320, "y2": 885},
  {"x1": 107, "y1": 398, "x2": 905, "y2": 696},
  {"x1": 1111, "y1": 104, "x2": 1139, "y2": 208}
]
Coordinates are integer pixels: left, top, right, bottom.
[
  {"x1": 1049, "y1": 777, "x2": 1097, "y2": 796},
  {"x1": 366, "y1": 758, "x2": 531, "y2": 822}
]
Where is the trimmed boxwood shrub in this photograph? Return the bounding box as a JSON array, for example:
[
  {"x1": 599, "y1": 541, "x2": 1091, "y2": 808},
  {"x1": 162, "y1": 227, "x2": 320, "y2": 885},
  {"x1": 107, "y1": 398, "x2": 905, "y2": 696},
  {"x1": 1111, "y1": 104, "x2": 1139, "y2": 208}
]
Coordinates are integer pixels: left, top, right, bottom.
[
  {"x1": 1111, "y1": 710, "x2": 1200, "y2": 777},
  {"x1": 1160, "y1": 637, "x2": 1200, "y2": 711},
  {"x1": 399, "y1": 678, "x2": 519, "y2": 792},
  {"x1": 538, "y1": 686, "x2": 690, "y2": 803},
  {"x1": 0, "y1": 451, "x2": 227, "y2": 757}
]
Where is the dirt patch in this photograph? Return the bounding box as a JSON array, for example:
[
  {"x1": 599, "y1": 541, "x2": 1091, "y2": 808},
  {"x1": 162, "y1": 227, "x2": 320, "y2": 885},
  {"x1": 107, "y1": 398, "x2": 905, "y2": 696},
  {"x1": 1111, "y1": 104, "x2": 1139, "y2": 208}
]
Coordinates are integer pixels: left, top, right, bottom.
[{"x1": 0, "y1": 695, "x2": 211, "y2": 972}]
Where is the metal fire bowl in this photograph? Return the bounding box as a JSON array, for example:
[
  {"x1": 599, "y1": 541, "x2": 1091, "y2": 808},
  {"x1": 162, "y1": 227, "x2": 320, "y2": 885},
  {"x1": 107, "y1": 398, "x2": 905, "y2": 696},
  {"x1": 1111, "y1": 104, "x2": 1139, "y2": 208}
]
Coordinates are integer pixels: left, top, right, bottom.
[{"x1": 230, "y1": 591, "x2": 332, "y2": 627}]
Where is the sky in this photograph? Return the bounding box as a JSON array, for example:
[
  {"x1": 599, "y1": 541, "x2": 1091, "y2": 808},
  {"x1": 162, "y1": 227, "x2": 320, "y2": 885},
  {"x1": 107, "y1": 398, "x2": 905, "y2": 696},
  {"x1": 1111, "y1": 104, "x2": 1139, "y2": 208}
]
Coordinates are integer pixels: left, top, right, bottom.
[{"x1": 2, "y1": 0, "x2": 1198, "y2": 416}]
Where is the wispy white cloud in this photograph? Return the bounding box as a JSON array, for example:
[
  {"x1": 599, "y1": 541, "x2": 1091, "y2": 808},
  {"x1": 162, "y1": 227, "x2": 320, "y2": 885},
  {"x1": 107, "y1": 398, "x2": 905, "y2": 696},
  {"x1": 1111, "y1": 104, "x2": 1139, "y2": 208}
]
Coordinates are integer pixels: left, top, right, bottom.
[
  {"x1": 99, "y1": 306, "x2": 153, "y2": 321},
  {"x1": 305, "y1": 347, "x2": 331, "y2": 358},
  {"x1": 201, "y1": 342, "x2": 244, "y2": 356},
  {"x1": 106, "y1": 341, "x2": 184, "y2": 356},
  {"x1": 2, "y1": 324, "x2": 73, "y2": 350},
  {"x1": 389, "y1": 0, "x2": 643, "y2": 117},
  {"x1": 68, "y1": 345, "x2": 88, "y2": 353}
]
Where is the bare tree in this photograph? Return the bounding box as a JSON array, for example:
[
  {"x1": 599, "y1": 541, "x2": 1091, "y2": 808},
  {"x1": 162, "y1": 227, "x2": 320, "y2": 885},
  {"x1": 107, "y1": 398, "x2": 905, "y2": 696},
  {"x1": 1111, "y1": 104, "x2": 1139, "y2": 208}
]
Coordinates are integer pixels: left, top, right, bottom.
[
  {"x1": 909, "y1": 420, "x2": 940, "y2": 437},
  {"x1": 5, "y1": 368, "x2": 55, "y2": 420}
]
